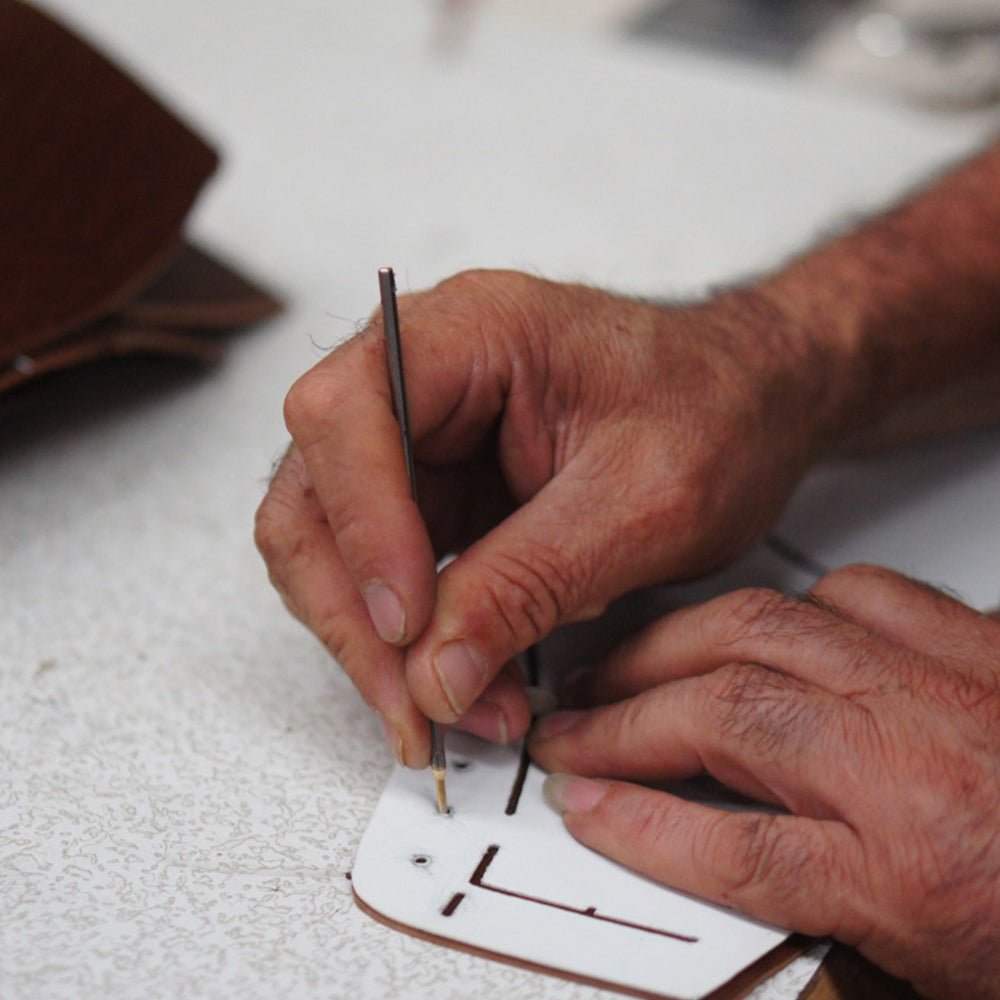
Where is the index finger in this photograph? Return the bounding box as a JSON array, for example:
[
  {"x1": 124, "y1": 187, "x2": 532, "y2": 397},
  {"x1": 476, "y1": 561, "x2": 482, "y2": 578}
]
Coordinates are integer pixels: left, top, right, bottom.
[
  {"x1": 285, "y1": 272, "x2": 526, "y2": 647},
  {"x1": 531, "y1": 663, "x2": 850, "y2": 815},
  {"x1": 543, "y1": 777, "x2": 860, "y2": 939},
  {"x1": 283, "y1": 318, "x2": 440, "y2": 647}
]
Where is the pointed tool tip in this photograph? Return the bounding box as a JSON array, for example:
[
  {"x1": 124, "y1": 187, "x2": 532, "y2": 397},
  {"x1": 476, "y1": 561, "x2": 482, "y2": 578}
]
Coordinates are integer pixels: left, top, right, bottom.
[{"x1": 433, "y1": 767, "x2": 449, "y2": 815}]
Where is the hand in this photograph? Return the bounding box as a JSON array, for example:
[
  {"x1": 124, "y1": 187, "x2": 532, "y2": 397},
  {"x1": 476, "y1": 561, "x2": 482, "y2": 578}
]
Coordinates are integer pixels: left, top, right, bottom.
[
  {"x1": 530, "y1": 564, "x2": 1000, "y2": 1000},
  {"x1": 255, "y1": 269, "x2": 840, "y2": 766}
]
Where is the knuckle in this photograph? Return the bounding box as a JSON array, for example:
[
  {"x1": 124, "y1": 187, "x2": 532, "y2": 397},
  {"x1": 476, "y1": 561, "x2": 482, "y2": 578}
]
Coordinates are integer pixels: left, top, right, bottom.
[
  {"x1": 707, "y1": 663, "x2": 818, "y2": 758},
  {"x1": 477, "y1": 547, "x2": 577, "y2": 649},
  {"x1": 611, "y1": 694, "x2": 648, "y2": 743},
  {"x1": 437, "y1": 267, "x2": 534, "y2": 301},
  {"x1": 835, "y1": 634, "x2": 906, "y2": 695},
  {"x1": 281, "y1": 527, "x2": 316, "y2": 580},
  {"x1": 698, "y1": 813, "x2": 765, "y2": 898},
  {"x1": 709, "y1": 662, "x2": 775, "y2": 730},
  {"x1": 435, "y1": 268, "x2": 543, "y2": 340},
  {"x1": 283, "y1": 360, "x2": 359, "y2": 447},
  {"x1": 812, "y1": 562, "x2": 889, "y2": 597},
  {"x1": 809, "y1": 562, "x2": 915, "y2": 629},
  {"x1": 282, "y1": 369, "x2": 327, "y2": 440},
  {"x1": 714, "y1": 588, "x2": 796, "y2": 647},
  {"x1": 253, "y1": 458, "x2": 314, "y2": 567},
  {"x1": 255, "y1": 513, "x2": 322, "y2": 610},
  {"x1": 707, "y1": 815, "x2": 810, "y2": 906},
  {"x1": 254, "y1": 493, "x2": 298, "y2": 570},
  {"x1": 253, "y1": 499, "x2": 282, "y2": 565},
  {"x1": 434, "y1": 267, "x2": 497, "y2": 295},
  {"x1": 713, "y1": 586, "x2": 895, "y2": 693},
  {"x1": 596, "y1": 696, "x2": 654, "y2": 773}
]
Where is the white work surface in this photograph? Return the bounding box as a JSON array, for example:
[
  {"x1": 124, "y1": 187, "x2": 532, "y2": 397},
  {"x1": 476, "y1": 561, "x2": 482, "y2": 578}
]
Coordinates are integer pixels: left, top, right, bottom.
[{"x1": 2, "y1": 3, "x2": 997, "y2": 998}]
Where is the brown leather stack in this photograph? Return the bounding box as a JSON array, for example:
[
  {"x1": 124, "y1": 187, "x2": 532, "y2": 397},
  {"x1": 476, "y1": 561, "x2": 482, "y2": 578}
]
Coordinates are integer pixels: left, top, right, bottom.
[{"x1": 0, "y1": 1, "x2": 280, "y2": 403}]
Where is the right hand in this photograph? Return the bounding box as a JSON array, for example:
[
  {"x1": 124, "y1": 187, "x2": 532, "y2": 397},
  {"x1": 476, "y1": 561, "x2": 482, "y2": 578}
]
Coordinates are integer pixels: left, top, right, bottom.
[
  {"x1": 255, "y1": 269, "x2": 844, "y2": 766},
  {"x1": 529, "y1": 564, "x2": 1000, "y2": 1000}
]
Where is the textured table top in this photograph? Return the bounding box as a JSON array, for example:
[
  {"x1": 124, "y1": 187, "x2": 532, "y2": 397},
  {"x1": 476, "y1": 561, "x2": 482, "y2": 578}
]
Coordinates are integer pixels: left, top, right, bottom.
[{"x1": 2, "y1": 3, "x2": 994, "y2": 998}]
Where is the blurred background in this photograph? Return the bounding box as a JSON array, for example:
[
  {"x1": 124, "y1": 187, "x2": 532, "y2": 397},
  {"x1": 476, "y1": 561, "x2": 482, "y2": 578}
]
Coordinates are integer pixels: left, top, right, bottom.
[{"x1": 441, "y1": 0, "x2": 1000, "y2": 110}]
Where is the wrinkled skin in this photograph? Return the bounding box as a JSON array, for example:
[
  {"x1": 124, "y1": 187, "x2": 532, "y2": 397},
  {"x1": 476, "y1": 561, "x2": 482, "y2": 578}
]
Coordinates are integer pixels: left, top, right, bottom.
[
  {"x1": 531, "y1": 564, "x2": 1000, "y2": 1000},
  {"x1": 256, "y1": 269, "x2": 833, "y2": 764},
  {"x1": 257, "y1": 141, "x2": 1000, "y2": 998},
  {"x1": 255, "y1": 264, "x2": 1000, "y2": 998}
]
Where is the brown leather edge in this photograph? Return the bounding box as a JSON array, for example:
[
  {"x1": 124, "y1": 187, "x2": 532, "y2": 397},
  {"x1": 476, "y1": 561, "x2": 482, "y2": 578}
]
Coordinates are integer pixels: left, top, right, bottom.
[
  {"x1": 0, "y1": 321, "x2": 224, "y2": 396},
  {"x1": 353, "y1": 885, "x2": 810, "y2": 1000},
  {"x1": 120, "y1": 241, "x2": 283, "y2": 331}
]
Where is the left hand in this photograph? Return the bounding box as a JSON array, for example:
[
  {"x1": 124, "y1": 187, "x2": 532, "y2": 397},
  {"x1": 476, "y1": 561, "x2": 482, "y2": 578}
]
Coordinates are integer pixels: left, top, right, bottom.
[{"x1": 529, "y1": 563, "x2": 1000, "y2": 1000}]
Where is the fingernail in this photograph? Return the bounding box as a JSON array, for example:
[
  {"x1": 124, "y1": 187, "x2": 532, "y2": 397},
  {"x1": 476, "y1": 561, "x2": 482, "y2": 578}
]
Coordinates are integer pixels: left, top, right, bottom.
[
  {"x1": 532, "y1": 709, "x2": 585, "y2": 741},
  {"x1": 433, "y1": 641, "x2": 488, "y2": 717},
  {"x1": 364, "y1": 582, "x2": 406, "y2": 644},
  {"x1": 526, "y1": 686, "x2": 558, "y2": 716},
  {"x1": 543, "y1": 774, "x2": 608, "y2": 814},
  {"x1": 377, "y1": 712, "x2": 407, "y2": 766},
  {"x1": 455, "y1": 701, "x2": 510, "y2": 744}
]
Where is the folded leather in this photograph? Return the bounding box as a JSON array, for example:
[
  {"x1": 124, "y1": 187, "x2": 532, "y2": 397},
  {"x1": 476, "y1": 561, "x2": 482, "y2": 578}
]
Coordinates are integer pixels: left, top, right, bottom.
[
  {"x1": 0, "y1": 1, "x2": 280, "y2": 396},
  {"x1": 0, "y1": 242, "x2": 284, "y2": 394}
]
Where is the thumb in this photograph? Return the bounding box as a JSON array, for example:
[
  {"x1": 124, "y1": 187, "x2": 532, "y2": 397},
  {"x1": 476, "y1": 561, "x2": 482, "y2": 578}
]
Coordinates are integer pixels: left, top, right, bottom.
[{"x1": 404, "y1": 464, "x2": 653, "y2": 722}]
